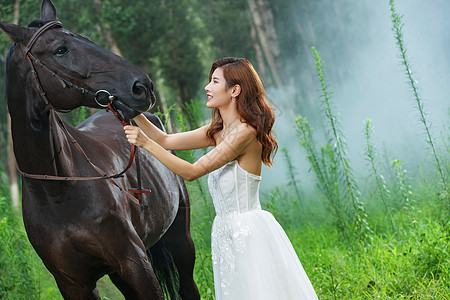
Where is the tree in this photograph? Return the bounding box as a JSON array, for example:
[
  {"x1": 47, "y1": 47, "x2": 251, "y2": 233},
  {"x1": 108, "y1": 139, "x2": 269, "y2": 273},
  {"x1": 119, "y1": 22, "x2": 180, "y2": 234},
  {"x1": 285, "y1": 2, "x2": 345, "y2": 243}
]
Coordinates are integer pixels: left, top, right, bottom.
[
  {"x1": 0, "y1": 0, "x2": 22, "y2": 210},
  {"x1": 247, "y1": 0, "x2": 282, "y2": 88},
  {"x1": 92, "y1": 0, "x2": 123, "y2": 56}
]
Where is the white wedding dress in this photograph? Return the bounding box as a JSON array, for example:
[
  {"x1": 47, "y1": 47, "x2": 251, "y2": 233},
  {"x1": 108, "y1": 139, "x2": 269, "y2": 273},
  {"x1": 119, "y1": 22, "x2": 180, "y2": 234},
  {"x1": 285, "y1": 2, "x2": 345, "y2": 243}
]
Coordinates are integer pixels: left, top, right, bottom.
[{"x1": 208, "y1": 160, "x2": 318, "y2": 299}]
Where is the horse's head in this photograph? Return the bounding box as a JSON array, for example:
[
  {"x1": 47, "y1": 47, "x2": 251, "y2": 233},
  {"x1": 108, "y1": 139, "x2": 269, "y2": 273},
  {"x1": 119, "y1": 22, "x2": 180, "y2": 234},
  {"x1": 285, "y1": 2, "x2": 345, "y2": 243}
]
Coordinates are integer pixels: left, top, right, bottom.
[{"x1": 0, "y1": 0, "x2": 155, "y2": 119}]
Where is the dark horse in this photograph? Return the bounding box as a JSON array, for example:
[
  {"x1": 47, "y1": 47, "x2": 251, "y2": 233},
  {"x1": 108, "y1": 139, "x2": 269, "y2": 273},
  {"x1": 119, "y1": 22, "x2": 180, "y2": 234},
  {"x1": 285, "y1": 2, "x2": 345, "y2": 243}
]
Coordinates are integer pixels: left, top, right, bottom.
[{"x1": 1, "y1": 0, "x2": 200, "y2": 299}]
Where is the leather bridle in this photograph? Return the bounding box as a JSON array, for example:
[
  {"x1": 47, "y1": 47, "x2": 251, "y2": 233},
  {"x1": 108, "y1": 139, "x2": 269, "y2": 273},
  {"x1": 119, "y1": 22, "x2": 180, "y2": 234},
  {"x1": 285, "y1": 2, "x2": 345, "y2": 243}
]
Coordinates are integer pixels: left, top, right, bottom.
[
  {"x1": 15, "y1": 20, "x2": 150, "y2": 206},
  {"x1": 22, "y1": 21, "x2": 116, "y2": 111}
]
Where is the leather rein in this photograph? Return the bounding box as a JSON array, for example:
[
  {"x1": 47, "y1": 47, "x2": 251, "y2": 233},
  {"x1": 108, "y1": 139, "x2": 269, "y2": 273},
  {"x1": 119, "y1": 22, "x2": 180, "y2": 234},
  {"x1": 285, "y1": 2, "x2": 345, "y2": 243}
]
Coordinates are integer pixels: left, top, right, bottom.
[{"x1": 16, "y1": 20, "x2": 150, "y2": 206}]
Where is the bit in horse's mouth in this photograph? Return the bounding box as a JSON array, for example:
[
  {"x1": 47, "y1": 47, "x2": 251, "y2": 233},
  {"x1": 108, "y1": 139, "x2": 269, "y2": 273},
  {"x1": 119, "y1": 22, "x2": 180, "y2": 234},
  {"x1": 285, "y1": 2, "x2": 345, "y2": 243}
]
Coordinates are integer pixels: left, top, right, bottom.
[{"x1": 112, "y1": 99, "x2": 143, "y2": 120}]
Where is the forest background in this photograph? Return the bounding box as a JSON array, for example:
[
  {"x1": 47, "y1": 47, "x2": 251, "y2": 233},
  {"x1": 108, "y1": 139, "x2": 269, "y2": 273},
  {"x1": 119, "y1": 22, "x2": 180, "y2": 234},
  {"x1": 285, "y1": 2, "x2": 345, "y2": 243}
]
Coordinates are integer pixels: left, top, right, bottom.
[{"x1": 0, "y1": 0, "x2": 449, "y2": 299}]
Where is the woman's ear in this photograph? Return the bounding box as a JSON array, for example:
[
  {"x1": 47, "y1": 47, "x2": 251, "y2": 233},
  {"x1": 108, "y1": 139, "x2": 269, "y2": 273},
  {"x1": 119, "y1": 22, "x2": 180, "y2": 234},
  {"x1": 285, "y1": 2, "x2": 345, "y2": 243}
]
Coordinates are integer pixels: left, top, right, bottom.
[{"x1": 232, "y1": 84, "x2": 241, "y2": 98}]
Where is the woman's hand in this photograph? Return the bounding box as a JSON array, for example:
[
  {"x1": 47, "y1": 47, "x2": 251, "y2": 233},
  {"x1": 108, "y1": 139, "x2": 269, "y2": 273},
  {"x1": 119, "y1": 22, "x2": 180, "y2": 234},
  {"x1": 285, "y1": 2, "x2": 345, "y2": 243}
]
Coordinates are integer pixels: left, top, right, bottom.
[{"x1": 124, "y1": 125, "x2": 150, "y2": 148}]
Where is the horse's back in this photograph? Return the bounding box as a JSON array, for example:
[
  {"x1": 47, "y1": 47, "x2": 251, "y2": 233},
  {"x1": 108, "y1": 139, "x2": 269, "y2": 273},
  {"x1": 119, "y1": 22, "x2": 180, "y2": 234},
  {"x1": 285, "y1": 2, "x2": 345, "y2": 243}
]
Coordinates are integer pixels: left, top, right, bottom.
[{"x1": 76, "y1": 110, "x2": 164, "y2": 134}]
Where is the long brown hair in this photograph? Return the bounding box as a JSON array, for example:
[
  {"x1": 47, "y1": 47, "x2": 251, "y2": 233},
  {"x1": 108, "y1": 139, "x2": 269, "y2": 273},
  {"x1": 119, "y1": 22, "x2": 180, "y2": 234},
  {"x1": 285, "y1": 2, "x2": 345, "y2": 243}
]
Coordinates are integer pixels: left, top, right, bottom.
[{"x1": 206, "y1": 57, "x2": 278, "y2": 167}]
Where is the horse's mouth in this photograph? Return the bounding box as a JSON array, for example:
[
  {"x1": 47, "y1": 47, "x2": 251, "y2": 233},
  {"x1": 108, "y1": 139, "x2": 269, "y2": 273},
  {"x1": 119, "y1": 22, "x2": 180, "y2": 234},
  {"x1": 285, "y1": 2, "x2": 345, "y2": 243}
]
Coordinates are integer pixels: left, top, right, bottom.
[
  {"x1": 112, "y1": 90, "x2": 156, "y2": 120},
  {"x1": 112, "y1": 100, "x2": 145, "y2": 120}
]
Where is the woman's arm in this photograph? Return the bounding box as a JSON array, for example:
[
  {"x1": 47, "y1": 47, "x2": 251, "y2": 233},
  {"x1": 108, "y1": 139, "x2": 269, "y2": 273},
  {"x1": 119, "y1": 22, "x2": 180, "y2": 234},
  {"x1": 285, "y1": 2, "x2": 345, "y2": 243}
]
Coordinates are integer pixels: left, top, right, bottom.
[
  {"x1": 133, "y1": 114, "x2": 213, "y2": 150},
  {"x1": 124, "y1": 123, "x2": 256, "y2": 181}
]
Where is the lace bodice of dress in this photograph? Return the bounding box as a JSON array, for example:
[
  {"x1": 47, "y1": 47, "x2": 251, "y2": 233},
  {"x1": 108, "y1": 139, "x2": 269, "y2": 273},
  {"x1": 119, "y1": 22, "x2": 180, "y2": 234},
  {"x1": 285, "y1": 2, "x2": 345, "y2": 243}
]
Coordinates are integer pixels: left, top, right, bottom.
[{"x1": 208, "y1": 160, "x2": 262, "y2": 216}]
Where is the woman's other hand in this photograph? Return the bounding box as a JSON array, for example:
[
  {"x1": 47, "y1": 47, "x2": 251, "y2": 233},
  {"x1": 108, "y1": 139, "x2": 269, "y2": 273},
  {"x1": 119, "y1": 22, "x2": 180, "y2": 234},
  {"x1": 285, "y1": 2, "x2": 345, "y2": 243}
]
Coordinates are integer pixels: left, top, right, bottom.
[{"x1": 124, "y1": 125, "x2": 150, "y2": 148}]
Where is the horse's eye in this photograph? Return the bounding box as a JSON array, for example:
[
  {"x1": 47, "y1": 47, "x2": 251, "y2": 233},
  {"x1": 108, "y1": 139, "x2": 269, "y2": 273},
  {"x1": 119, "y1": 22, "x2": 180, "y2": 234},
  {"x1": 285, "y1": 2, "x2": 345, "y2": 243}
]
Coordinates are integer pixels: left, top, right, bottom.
[{"x1": 54, "y1": 46, "x2": 68, "y2": 56}]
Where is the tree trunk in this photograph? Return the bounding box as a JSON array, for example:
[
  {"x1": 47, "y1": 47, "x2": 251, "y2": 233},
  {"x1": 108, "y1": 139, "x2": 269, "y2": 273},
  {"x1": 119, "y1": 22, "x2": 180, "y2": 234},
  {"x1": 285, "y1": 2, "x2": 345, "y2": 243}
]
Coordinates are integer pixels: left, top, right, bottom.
[
  {"x1": 92, "y1": 0, "x2": 123, "y2": 56},
  {"x1": 249, "y1": 18, "x2": 267, "y2": 84},
  {"x1": 247, "y1": 0, "x2": 282, "y2": 88},
  {"x1": 7, "y1": 0, "x2": 21, "y2": 210},
  {"x1": 7, "y1": 115, "x2": 19, "y2": 210},
  {"x1": 90, "y1": 0, "x2": 122, "y2": 118}
]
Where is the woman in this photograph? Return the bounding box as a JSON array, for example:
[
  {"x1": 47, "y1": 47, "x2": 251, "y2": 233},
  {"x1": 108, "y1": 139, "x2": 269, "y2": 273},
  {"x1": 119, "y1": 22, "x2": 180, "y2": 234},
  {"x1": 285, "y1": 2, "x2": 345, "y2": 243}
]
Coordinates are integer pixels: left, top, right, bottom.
[{"x1": 124, "y1": 57, "x2": 318, "y2": 299}]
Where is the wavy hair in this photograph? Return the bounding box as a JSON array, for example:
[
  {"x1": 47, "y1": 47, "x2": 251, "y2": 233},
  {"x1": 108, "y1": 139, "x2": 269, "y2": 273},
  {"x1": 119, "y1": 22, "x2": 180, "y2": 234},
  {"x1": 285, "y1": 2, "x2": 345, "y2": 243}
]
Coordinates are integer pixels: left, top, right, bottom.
[{"x1": 206, "y1": 57, "x2": 278, "y2": 167}]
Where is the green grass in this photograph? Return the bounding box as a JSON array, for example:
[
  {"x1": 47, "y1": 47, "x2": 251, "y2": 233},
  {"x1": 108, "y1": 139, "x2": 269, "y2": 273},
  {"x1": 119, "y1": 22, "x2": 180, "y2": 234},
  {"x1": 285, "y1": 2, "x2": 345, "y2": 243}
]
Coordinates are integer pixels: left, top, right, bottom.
[
  {"x1": 280, "y1": 192, "x2": 449, "y2": 299},
  {"x1": 0, "y1": 196, "x2": 62, "y2": 300}
]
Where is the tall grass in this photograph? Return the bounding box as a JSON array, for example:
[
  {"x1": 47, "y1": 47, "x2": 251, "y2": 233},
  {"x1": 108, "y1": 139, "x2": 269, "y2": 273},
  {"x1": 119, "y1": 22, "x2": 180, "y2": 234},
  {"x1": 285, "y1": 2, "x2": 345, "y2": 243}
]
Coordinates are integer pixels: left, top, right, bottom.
[
  {"x1": 281, "y1": 147, "x2": 302, "y2": 207},
  {"x1": 295, "y1": 115, "x2": 350, "y2": 240},
  {"x1": 0, "y1": 196, "x2": 38, "y2": 299},
  {"x1": 390, "y1": 0, "x2": 449, "y2": 208},
  {"x1": 312, "y1": 47, "x2": 372, "y2": 242},
  {"x1": 364, "y1": 119, "x2": 394, "y2": 229},
  {"x1": 171, "y1": 101, "x2": 216, "y2": 298},
  {"x1": 0, "y1": 195, "x2": 64, "y2": 300},
  {"x1": 295, "y1": 47, "x2": 371, "y2": 242},
  {"x1": 392, "y1": 159, "x2": 414, "y2": 213},
  {"x1": 174, "y1": 106, "x2": 213, "y2": 221}
]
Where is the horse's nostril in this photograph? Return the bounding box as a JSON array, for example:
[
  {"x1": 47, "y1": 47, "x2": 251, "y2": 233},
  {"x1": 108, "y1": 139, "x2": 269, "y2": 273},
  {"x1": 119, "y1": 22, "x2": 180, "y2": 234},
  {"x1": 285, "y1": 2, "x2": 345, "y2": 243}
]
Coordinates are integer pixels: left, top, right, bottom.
[
  {"x1": 132, "y1": 81, "x2": 147, "y2": 98},
  {"x1": 150, "y1": 80, "x2": 154, "y2": 92}
]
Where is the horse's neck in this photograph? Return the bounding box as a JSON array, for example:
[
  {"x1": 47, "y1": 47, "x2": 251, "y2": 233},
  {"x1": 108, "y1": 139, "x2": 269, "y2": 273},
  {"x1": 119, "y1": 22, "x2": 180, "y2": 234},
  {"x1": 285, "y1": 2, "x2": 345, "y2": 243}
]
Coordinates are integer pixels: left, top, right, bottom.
[
  {"x1": 10, "y1": 100, "x2": 70, "y2": 176},
  {"x1": 7, "y1": 48, "x2": 70, "y2": 176}
]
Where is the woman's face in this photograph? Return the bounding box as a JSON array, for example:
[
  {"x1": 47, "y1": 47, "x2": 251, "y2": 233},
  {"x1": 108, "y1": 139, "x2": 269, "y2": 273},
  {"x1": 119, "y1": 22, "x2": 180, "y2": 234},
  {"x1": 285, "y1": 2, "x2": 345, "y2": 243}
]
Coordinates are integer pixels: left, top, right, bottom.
[{"x1": 204, "y1": 67, "x2": 233, "y2": 109}]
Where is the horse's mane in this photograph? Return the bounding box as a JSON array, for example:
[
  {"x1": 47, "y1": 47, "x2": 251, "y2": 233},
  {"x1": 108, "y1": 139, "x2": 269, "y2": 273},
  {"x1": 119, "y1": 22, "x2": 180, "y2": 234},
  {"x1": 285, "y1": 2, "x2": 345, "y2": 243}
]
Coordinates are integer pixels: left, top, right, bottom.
[
  {"x1": 4, "y1": 43, "x2": 15, "y2": 104},
  {"x1": 28, "y1": 19, "x2": 47, "y2": 28}
]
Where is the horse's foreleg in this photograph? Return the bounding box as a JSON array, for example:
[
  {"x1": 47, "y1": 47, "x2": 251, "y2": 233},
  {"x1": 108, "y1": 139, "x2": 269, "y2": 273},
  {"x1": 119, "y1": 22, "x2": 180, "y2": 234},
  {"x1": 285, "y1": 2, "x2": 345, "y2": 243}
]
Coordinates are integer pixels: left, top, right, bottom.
[
  {"x1": 52, "y1": 272, "x2": 101, "y2": 300},
  {"x1": 162, "y1": 201, "x2": 200, "y2": 300},
  {"x1": 60, "y1": 287, "x2": 101, "y2": 300},
  {"x1": 108, "y1": 272, "x2": 138, "y2": 299},
  {"x1": 111, "y1": 235, "x2": 164, "y2": 300}
]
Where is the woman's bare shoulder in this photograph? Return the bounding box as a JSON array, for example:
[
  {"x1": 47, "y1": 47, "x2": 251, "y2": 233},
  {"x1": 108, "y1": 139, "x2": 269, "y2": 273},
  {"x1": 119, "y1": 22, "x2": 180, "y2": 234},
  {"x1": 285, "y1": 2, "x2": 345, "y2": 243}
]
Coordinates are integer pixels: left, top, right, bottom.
[{"x1": 238, "y1": 122, "x2": 257, "y2": 137}]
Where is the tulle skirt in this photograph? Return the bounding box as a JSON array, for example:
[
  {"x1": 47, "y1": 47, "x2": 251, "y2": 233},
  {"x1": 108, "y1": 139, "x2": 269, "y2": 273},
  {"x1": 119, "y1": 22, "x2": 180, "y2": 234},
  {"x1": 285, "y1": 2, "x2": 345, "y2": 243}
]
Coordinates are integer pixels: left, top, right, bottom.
[{"x1": 211, "y1": 209, "x2": 318, "y2": 300}]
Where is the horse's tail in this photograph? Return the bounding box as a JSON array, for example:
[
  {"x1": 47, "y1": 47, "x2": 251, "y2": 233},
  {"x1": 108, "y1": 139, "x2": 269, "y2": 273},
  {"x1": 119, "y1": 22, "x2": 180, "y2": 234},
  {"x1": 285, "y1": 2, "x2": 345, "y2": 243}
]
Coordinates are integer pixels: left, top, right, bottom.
[{"x1": 147, "y1": 239, "x2": 180, "y2": 299}]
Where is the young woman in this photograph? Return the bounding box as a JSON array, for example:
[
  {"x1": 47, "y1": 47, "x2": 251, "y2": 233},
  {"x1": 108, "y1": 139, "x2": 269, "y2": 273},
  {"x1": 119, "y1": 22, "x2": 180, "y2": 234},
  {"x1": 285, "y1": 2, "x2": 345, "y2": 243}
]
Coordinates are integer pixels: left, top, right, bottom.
[{"x1": 124, "y1": 57, "x2": 318, "y2": 299}]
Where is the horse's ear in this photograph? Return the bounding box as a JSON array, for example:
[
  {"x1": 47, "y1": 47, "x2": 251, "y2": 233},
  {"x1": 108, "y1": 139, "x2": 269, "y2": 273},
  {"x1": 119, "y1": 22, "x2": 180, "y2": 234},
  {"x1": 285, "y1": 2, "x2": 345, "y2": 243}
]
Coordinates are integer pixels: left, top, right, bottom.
[
  {"x1": 0, "y1": 23, "x2": 31, "y2": 43},
  {"x1": 41, "y1": 0, "x2": 57, "y2": 21}
]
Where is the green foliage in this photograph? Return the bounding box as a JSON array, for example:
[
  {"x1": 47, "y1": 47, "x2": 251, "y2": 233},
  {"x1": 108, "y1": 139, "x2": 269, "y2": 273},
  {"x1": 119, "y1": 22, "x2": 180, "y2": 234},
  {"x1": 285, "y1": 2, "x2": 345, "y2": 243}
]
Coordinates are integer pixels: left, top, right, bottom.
[
  {"x1": 183, "y1": 98, "x2": 209, "y2": 131},
  {"x1": 174, "y1": 104, "x2": 213, "y2": 221},
  {"x1": 172, "y1": 100, "x2": 215, "y2": 297},
  {"x1": 186, "y1": 180, "x2": 215, "y2": 299},
  {"x1": 281, "y1": 147, "x2": 302, "y2": 206},
  {"x1": 264, "y1": 188, "x2": 280, "y2": 216},
  {"x1": 196, "y1": 0, "x2": 253, "y2": 59},
  {"x1": 312, "y1": 46, "x2": 371, "y2": 242},
  {"x1": 295, "y1": 115, "x2": 349, "y2": 239},
  {"x1": 0, "y1": 53, "x2": 7, "y2": 174},
  {"x1": 70, "y1": 106, "x2": 90, "y2": 126},
  {"x1": 154, "y1": 103, "x2": 177, "y2": 131},
  {"x1": 390, "y1": 0, "x2": 448, "y2": 205},
  {"x1": 0, "y1": 212, "x2": 38, "y2": 298},
  {"x1": 262, "y1": 183, "x2": 450, "y2": 299},
  {"x1": 364, "y1": 119, "x2": 394, "y2": 229},
  {"x1": 101, "y1": 0, "x2": 211, "y2": 107},
  {"x1": 392, "y1": 159, "x2": 414, "y2": 213},
  {"x1": 295, "y1": 48, "x2": 372, "y2": 242},
  {"x1": 0, "y1": 194, "x2": 62, "y2": 300}
]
